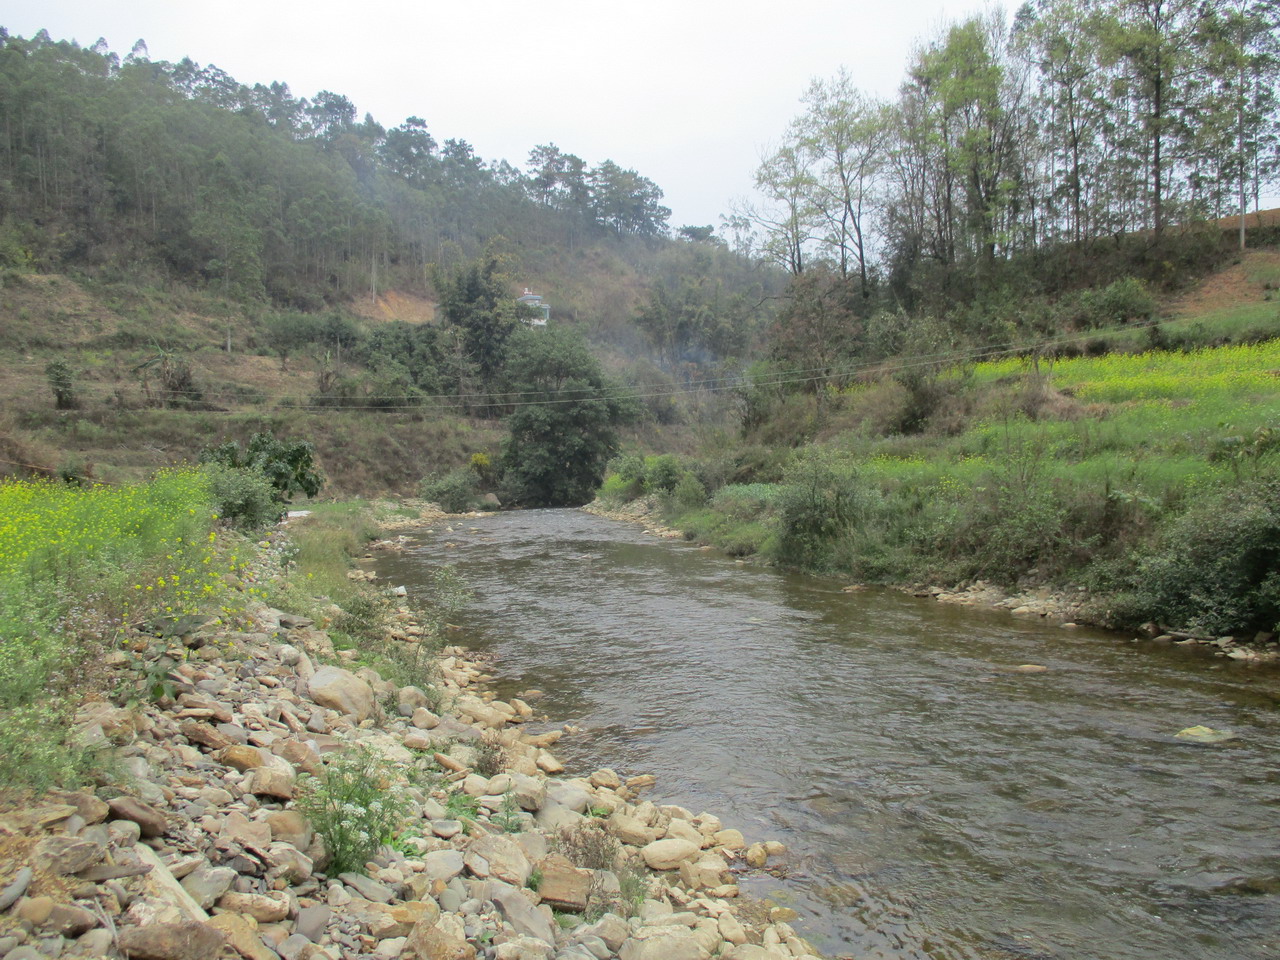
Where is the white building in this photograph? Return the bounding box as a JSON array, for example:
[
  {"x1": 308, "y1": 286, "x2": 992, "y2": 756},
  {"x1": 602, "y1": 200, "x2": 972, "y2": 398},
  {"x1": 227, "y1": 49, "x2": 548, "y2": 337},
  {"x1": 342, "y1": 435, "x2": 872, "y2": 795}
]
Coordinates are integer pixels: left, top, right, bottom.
[{"x1": 516, "y1": 289, "x2": 550, "y2": 326}]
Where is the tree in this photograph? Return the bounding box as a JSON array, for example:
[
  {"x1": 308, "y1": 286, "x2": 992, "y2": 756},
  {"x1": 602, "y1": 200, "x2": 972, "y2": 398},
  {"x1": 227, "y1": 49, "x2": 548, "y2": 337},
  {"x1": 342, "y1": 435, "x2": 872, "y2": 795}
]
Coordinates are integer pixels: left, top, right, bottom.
[
  {"x1": 200, "y1": 431, "x2": 324, "y2": 501},
  {"x1": 498, "y1": 328, "x2": 635, "y2": 507},
  {"x1": 794, "y1": 70, "x2": 890, "y2": 297},
  {"x1": 436, "y1": 245, "x2": 526, "y2": 400}
]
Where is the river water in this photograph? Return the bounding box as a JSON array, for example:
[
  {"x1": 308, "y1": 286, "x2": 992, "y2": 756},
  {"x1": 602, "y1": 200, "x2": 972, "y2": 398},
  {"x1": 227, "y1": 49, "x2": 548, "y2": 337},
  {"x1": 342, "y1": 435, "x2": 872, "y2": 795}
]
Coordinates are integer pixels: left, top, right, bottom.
[{"x1": 376, "y1": 508, "x2": 1280, "y2": 960}]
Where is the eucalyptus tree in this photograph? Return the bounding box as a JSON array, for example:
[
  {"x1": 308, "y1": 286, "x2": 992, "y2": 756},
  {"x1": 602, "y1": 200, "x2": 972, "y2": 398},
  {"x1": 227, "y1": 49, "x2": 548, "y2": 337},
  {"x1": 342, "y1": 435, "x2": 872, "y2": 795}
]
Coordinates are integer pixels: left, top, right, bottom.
[{"x1": 794, "y1": 70, "x2": 890, "y2": 297}]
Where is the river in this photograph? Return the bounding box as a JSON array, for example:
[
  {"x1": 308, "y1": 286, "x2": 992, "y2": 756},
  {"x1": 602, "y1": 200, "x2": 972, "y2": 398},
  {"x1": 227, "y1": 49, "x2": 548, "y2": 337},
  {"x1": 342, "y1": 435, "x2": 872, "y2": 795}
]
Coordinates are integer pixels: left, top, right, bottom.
[{"x1": 375, "y1": 508, "x2": 1280, "y2": 960}]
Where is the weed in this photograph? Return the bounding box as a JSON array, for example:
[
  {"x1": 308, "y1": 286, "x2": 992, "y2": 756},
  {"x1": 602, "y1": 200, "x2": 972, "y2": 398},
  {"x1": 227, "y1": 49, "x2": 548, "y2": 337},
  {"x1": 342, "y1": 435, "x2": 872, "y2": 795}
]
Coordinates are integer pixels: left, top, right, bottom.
[
  {"x1": 443, "y1": 789, "x2": 481, "y2": 824},
  {"x1": 294, "y1": 745, "x2": 409, "y2": 876}
]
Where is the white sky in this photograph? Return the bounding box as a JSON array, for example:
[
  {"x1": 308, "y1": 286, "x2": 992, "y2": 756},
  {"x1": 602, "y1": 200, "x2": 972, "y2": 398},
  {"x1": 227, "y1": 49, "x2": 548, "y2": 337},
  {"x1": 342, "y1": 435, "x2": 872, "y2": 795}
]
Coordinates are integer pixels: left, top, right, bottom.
[{"x1": 12, "y1": 1, "x2": 1000, "y2": 228}]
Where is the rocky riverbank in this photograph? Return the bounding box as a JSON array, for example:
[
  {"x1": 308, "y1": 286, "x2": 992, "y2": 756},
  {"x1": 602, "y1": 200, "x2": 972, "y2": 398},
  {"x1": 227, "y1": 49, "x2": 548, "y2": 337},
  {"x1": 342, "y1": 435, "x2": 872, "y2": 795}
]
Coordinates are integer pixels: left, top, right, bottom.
[{"x1": 0, "y1": 531, "x2": 822, "y2": 960}]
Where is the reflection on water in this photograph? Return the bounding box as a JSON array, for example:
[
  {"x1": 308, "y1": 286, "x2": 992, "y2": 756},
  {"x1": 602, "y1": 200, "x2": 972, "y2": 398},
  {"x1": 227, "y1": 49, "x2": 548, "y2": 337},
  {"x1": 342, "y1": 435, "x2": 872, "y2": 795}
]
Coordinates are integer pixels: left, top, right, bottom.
[{"x1": 378, "y1": 509, "x2": 1280, "y2": 960}]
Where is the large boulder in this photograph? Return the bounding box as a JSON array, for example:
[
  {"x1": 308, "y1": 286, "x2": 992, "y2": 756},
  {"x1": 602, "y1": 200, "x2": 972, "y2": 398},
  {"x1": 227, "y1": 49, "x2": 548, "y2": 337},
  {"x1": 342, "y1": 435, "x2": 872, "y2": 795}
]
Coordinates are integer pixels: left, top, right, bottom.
[
  {"x1": 640, "y1": 837, "x2": 701, "y2": 870},
  {"x1": 308, "y1": 666, "x2": 375, "y2": 721}
]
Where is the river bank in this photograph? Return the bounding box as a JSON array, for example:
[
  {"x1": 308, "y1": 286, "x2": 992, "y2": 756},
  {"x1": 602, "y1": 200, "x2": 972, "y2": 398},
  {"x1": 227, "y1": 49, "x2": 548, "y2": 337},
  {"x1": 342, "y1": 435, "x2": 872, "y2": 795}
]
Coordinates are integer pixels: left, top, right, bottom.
[
  {"x1": 0, "y1": 515, "x2": 823, "y2": 960},
  {"x1": 583, "y1": 496, "x2": 1280, "y2": 663}
]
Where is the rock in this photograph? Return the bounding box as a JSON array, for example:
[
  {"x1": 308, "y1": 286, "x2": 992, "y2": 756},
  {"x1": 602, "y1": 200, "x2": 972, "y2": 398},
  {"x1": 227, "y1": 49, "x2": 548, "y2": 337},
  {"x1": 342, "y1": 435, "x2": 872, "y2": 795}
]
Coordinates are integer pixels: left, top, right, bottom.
[
  {"x1": 265, "y1": 810, "x2": 312, "y2": 850},
  {"x1": 576, "y1": 914, "x2": 630, "y2": 953},
  {"x1": 1013, "y1": 664, "x2": 1048, "y2": 674},
  {"x1": 495, "y1": 937, "x2": 552, "y2": 959},
  {"x1": 534, "y1": 854, "x2": 591, "y2": 912},
  {"x1": 32, "y1": 836, "x2": 105, "y2": 875},
  {"x1": 131, "y1": 843, "x2": 210, "y2": 923},
  {"x1": 641, "y1": 838, "x2": 701, "y2": 870},
  {"x1": 487, "y1": 879, "x2": 555, "y2": 944},
  {"x1": 107, "y1": 796, "x2": 168, "y2": 838},
  {"x1": 423, "y1": 850, "x2": 465, "y2": 883},
  {"x1": 218, "y1": 743, "x2": 268, "y2": 771},
  {"x1": 1175, "y1": 725, "x2": 1238, "y2": 743},
  {"x1": 507, "y1": 773, "x2": 546, "y2": 811},
  {"x1": 308, "y1": 666, "x2": 375, "y2": 721},
  {"x1": 266, "y1": 842, "x2": 313, "y2": 883},
  {"x1": 45, "y1": 901, "x2": 98, "y2": 936},
  {"x1": 618, "y1": 931, "x2": 708, "y2": 960},
  {"x1": 180, "y1": 863, "x2": 238, "y2": 909},
  {"x1": 763, "y1": 840, "x2": 786, "y2": 856},
  {"x1": 180, "y1": 720, "x2": 234, "y2": 751},
  {"x1": 294, "y1": 903, "x2": 331, "y2": 942},
  {"x1": 220, "y1": 812, "x2": 273, "y2": 851},
  {"x1": 610, "y1": 814, "x2": 653, "y2": 846},
  {"x1": 712, "y1": 829, "x2": 745, "y2": 850},
  {"x1": 545, "y1": 782, "x2": 591, "y2": 814},
  {"x1": 275, "y1": 739, "x2": 322, "y2": 776},
  {"x1": 718, "y1": 911, "x2": 747, "y2": 945},
  {"x1": 723, "y1": 946, "x2": 789, "y2": 960},
  {"x1": 404, "y1": 919, "x2": 477, "y2": 960},
  {"x1": 664, "y1": 818, "x2": 704, "y2": 845},
  {"x1": 744, "y1": 843, "x2": 768, "y2": 868},
  {"x1": 247, "y1": 764, "x2": 296, "y2": 799},
  {"x1": 117, "y1": 920, "x2": 227, "y2": 960},
  {"x1": 533, "y1": 798, "x2": 582, "y2": 833},
  {"x1": 339, "y1": 871, "x2": 396, "y2": 903},
  {"x1": 0, "y1": 867, "x2": 33, "y2": 911},
  {"x1": 535, "y1": 750, "x2": 564, "y2": 774},
  {"x1": 206, "y1": 913, "x2": 277, "y2": 960},
  {"x1": 678, "y1": 854, "x2": 730, "y2": 890},
  {"x1": 217, "y1": 891, "x2": 289, "y2": 923},
  {"x1": 365, "y1": 900, "x2": 438, "y2": 939},
  {"x1": 463, "y1": 834, "x2": 531, "y2": 886},
  {"x1": 589, "y1": 768, "x2": 621, "y2": 790}
]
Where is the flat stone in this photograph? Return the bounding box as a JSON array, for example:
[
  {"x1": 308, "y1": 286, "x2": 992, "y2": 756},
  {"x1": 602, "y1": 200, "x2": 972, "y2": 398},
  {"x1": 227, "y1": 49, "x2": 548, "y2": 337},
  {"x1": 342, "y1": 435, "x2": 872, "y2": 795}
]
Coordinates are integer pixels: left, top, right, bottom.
[
  {"x1": 463, "y1": 835, "x2": 530, "y2": 886},
  {"x1": 422, "y1": 850, "x2": 465, "y2": 883},
  {"x1": 180, "y1": 720, "x2": 234, "y2": 751},
  {"x1": 217, "y1": 891, "x2": 289, "y2": 923},
  {"x1": 32, "y1": 836, "x2": 105, "y2": 875},
  {"x1": 117, "y1": 920, "x2": 227, "y2": 960},
  {"x1": 220, "y1": 811, "x2": 273, "y2": 851},
  {"x1": 265, "y1": 810, "x2": 312, "y2": 849},
  {"x1": 403, "y1": 920, "x2": 477, "y2": 960},
  {"x1": 45, "y1": 901, "x2": 98, "y2": 936},
  {"x1": 180, "y1": 863, "x2": 238, "y2": 909},
  {"x1": 247, "y1": 765, "x2": 296, "y2": 800},
  {"x1": 533, "y1": 854, "x2": 591, "y2": 913},
  {"x1": 107, "y1": 797, "x2": 168, "y2": 838},
  {"x1": 206, "y1": 912, "x2": 277, "y2": 960},
  {"x1": 339, "y1": 871, "x2": 396, "y2": 903},
  {"x1": 618, "y1": 931, "x2": 708, "y2": 960},
  {"x1": 294, "y1": 904, "x2": 331, "y2": 942},
  {"x1": 486, "y1": 879, "x2": 554, "y2": 944}
]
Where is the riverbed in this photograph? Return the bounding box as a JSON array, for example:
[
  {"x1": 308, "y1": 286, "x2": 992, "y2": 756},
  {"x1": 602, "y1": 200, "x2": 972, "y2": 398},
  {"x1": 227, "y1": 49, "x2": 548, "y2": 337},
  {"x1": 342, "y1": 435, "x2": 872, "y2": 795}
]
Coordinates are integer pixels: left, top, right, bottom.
[{"x1": 376, "y1": 508, "x2": 1280, "y2": 960}]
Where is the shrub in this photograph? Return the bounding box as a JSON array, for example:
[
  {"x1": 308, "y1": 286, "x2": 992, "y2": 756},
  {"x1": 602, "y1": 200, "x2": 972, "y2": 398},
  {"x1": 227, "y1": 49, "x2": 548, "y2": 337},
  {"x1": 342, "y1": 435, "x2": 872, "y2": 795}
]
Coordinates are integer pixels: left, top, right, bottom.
[
  {"x1": 45, "y1": 360, "x2": 78, "y2": 410},
  {"x1": 643, "y1": 455, "x2": 681, "y2": 493},
  {"x1": 671, "y1": 470, "x2": 707, "y2": 508},
  {"x1": 201, "y1": 432, "x2": 324, "y2": 501},
  {"x1": 419, "y1": 468, "x2": 479, "y2": 513},
  {"x1": 295, "y1": 746, "x2": 409, "y2": 875},
  {"x1": 1115, "y1": 480, "x2": 1280, "y2": 635},
  {"x1": 201, "y1": 463, "x2": 280, "y2": 530},
  {"x1": 774, "y1": 454, "x2": 877, "y2": 570}
]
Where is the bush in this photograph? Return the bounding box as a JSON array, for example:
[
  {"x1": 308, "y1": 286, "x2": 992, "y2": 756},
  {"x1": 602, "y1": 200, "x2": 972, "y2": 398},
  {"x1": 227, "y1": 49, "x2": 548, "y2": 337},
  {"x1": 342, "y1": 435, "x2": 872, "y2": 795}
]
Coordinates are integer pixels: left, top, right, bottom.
[
  {"x1": 201, "y1": 463, "x2": 280, "y2": 530},
  {"x1": 774, "y1": 454, "x2": 877, "y2": 570},
  {"x1": 419, "y1": 468, "x2": 479, "y2": 513},
  {"x1": 1115, "y1": 480, "x2": 1280, "y2": 635},
  {"x1": 1075, "y1": 277, "x2": 1156, "y2": 328},
  {"x1": 295, "y1": 746, "x2": 409, "y2": 875},
  {"x1": 200, "y1": 432, "x2": 324, "y2": 501},
  {"x1": 671, "y1": 471, "x2": 707, "y2": 508},
  {"x1": 643, "y1": 455, "x2": 681, "y2": 493}
]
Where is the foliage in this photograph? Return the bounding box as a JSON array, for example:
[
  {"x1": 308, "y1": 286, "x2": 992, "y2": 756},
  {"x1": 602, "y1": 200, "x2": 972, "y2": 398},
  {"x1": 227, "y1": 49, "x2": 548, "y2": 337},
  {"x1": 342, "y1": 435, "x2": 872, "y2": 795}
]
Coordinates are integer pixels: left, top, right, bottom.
[
  {"x1": 499, "y1": 328, "x2": 637, "y2": 507},
  {"x1": 419, "y1": 468, "x2": 480, "y2": 513},
  {"x1": 295, "y1": 746, "x2": 409, "y2": 875},
  {"x1": 1114, "y1": 480, "x2": 1280, "y2": 635},
  {"x1": 774, "y1": 453, "x2": 878, "y2": 569},
  {"x1": 201, "y1": 431, "x2": 324, "y2": 500},
  {"x1": 200, "y1": 461, "x2": 280, "y2": 529},
  {"x1": 45, "y1": 360, "x2": 78, "y2": 410},
  {"x1": 642, "y1": 454, "x2": 682, "y2": 493}
]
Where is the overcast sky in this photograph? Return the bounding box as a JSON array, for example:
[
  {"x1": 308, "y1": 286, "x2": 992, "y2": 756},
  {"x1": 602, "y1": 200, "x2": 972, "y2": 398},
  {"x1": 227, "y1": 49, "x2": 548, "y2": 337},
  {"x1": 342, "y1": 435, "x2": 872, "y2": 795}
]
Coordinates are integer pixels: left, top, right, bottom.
[{"x1": 13, "y1": 1, "x2": 999, "y2": 228}]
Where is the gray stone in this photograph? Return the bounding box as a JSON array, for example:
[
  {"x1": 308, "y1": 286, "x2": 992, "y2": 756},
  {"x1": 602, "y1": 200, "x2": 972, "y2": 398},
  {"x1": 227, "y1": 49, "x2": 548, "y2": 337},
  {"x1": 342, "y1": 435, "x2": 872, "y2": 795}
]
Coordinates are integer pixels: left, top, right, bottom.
[
  {"x1": 295, "y1": 904, "x2": 331, "y2": 942},
  {"x1": 486, "y1": 880, "x2": 554, "y2": 944},
  {"x1": 116, "y1": 920, "x2": 226, "y2": 960},
  {"x1": 463, "y1": 835, "x2": 531, "y2": 886},
  {"x1": 545, "y1": 782, "x2": 591, "y2": 814},
  {"x1": 576, "y1": 914, "x2": 630, "y2": 953},
  {"x1": 423, "y1": 850, "x2": 465, "y2": 883},
  {"x1": 339, "y1": 872, "x2": 396, "y2": 903},
  {"x1": 32, "y1": 836, "x2": 105, "y2": 875},
  {"x1": 107, "y1": 797, "x2": 168, "y2": 838},
  {"x1": 533, "y1": 798, "x2": 583, "y2": 833},
  {"x1": 307, "y1": 667, "x2": 375, "y2": 722},
  {"x1": 179, "y1": 864, "x2": 238, "y2": 910},
  {"x1": 618, "y1": 932, "x2": 707, "y2": 960}
]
